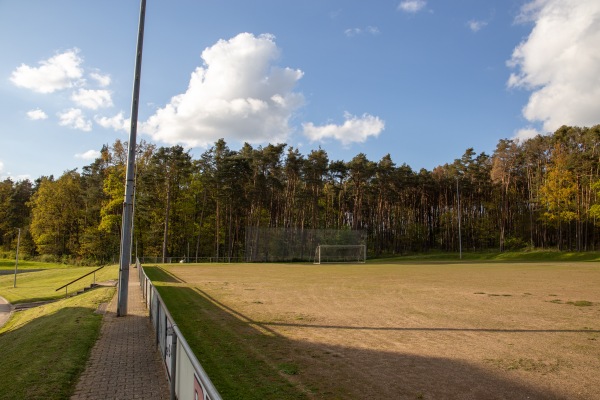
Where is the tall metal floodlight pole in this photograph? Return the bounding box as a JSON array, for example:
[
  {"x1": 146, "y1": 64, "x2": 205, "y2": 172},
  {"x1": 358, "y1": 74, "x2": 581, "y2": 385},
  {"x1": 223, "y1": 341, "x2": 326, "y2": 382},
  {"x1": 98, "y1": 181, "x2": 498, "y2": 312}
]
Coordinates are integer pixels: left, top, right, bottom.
[
  {"x1": 117, "y1": 0, "x2": 147, "y2": 317},
  {"x1": 13, "y1": 228, "x2": 20, "y2": 288},
  {"x1": 456, "y1": 177, "x2": 462, "y2": 260}
]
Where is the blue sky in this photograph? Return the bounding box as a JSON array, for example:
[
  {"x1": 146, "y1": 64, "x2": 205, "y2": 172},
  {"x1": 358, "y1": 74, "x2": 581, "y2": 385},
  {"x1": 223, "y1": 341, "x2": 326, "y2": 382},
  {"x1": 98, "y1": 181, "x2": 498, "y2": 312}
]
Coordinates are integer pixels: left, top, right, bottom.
[{"x1": 1, "y1": 0, "x2": 599, "y2": 180}]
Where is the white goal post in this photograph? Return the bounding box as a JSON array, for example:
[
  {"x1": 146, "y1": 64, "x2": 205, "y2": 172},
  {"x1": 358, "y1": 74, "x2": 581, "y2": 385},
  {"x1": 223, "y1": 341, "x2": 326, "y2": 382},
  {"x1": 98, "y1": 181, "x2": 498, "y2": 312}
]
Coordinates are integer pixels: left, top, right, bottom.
[{"x1": 313, "y1": 244, "x2": 366, "y2": 264}]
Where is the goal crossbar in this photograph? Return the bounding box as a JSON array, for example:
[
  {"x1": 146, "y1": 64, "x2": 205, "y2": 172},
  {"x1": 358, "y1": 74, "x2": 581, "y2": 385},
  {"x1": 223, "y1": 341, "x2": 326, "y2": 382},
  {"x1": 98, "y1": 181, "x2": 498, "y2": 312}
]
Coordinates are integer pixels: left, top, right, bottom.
[{"x1": 314, "y1": 244, "x2": 366, "y2": 264}]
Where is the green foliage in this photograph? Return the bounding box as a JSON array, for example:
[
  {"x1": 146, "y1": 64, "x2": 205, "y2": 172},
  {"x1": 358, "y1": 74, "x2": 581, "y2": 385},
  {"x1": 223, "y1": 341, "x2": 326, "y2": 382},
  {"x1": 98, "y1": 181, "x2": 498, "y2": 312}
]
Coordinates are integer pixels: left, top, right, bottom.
[
  {"x1": 589, "y1": 180, "x2": 600, "y2": 222},
  {"x1": 0, "y1": 179, "x2": 34, "y2": 254},
  {"x1": 29, "y1": 172, "x2": 84, "y2": 256},
  {"x1": 98, "y1": 164, "x2": 124, "y2": 234},
  {"x1": 503, "y1": 236, "x2": 527, "y2": 251},
  {"x1": 4, "y1": 125, "x2": 600, "y2": 262},
  {"x1": 538, "y1": 144, "x2": 578, "y2": 226}
]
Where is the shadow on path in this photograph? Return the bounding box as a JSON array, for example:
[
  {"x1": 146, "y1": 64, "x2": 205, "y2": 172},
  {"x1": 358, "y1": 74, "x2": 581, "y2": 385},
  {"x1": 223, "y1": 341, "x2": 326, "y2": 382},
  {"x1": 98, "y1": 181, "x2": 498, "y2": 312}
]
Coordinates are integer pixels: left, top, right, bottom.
[
  {"x1": 0, "y1": 269, "x2": 44, "y2": 276},
  {"x1": 71, "y1": 267, "x2": 170, "y2": 400}
]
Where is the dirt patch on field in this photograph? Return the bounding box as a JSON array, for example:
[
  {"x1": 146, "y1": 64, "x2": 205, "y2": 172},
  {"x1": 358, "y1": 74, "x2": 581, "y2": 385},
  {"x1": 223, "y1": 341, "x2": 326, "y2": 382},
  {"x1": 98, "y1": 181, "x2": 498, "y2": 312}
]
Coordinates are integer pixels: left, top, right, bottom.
[{"x1": 168, "y1": 262, "x2": 600, "y2": 399}]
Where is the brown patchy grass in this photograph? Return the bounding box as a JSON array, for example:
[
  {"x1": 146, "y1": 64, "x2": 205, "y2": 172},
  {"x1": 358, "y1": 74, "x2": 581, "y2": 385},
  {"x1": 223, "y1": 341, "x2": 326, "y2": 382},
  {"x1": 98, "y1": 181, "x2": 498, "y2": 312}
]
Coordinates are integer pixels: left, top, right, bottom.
[{"x1": 158, "y1": 262, "x2": 600, "y2": 399}]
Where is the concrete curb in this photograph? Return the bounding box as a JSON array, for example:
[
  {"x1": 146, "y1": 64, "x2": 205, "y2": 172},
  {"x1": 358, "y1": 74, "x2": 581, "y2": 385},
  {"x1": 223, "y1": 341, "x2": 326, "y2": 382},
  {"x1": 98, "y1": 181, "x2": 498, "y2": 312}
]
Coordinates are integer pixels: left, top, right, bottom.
[{"x1": 0, "y1": 295, "x2": 14, "y2": 329}]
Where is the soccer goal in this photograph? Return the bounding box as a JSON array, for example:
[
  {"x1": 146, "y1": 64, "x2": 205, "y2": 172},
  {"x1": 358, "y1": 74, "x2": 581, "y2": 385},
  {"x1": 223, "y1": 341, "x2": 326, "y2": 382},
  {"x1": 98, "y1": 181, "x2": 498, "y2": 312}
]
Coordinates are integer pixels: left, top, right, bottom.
[{"x1": 313, "y1": 244, "x2": 366, "y2": 264}]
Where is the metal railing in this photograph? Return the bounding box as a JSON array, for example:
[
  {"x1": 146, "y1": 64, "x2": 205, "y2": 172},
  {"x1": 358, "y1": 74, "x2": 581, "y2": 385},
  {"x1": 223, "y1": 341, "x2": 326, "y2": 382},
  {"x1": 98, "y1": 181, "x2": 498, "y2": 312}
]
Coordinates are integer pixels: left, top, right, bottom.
[
  {"x1": 137, "y1": 256, "x2": 244, "y2": 264},
  {"x1": 55, "y1": 266, "x2": 105, "y2": 298},
  {"x1": 138, "y1": 266, "x2": 222, "y2": 400}
]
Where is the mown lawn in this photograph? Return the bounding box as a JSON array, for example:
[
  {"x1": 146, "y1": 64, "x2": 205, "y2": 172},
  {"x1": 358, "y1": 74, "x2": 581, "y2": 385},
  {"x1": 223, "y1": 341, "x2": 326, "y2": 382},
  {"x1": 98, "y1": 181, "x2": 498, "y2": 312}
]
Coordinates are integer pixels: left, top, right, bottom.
[
  {"x1": 0, "y1": 287, "x2": 115, "y2": 400},
  {"x1": 0, "y1": 259, "x2": 78, "y2": 271},
  {"x1": 0, "y1": 263, "x2": 119, "y2": 399},
  {"x1": 0, "y1": 265, "x2": 118, "y2": 304}
]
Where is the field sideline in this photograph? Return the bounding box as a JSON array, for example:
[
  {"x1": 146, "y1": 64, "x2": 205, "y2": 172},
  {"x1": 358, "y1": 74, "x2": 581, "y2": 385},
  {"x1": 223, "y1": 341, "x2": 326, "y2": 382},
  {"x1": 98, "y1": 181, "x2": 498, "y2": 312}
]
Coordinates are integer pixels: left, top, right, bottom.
[{"x1": 148, "y1": 261, "x2": 600, "y2": 399}]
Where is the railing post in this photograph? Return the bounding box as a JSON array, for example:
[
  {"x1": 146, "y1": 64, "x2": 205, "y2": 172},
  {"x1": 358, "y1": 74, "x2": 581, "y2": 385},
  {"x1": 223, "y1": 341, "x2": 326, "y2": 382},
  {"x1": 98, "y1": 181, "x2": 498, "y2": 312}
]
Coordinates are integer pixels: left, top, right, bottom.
[
  {"x1": 155, "y1": 295, "x2": 160, "y2": 346},
  {"x1": 170, "y1": 329, "x2": 178, "y2": 400}
]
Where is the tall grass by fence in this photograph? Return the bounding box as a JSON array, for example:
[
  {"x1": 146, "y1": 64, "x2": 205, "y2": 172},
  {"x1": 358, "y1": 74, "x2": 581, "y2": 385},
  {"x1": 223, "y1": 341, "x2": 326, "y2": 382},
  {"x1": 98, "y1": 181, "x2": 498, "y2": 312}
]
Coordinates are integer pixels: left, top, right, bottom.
[{"x1": 138, "y1": 266, "x2": 222, "y2": 400}]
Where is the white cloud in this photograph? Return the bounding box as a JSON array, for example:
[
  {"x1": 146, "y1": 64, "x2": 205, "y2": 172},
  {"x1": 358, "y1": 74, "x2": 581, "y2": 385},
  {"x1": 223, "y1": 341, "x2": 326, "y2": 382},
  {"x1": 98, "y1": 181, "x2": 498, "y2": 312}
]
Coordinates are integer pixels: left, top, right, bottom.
[
  {"x1": 95, "y1": 112, "x2": 130, "y2": 132},
  {"x1": 513, "y1": 127, "x2": 542, "y2": 142},
  {"x1": 10, "y1": 49, "x2": 84, "y2": 93},
  {"x1": 90, "y1": 72, "x2": 111, "y2": 87},
  {"x1": 398, "y1": 0, "x2": 426, "y2": 13},
  {"x1": 508, "y1": 0, "x2": 600, "y2": 132},
  {"x1": 27, "y1": 109, "x2": 48, "y2": 120},
  {"x1": 302, "y1": 112, "x2": 385, "y2": 146},
  {"x1": 58, "y1": 108, "x2": 92, "y2": 131},
  {"x1": 75, "y1": 150, "x2": 101, "y2": 160},
  {"x1": 345, "y1": 28, "x2": 361, "y2": 37},
  {"x1": 345, "y1": 26, "x2": 381, "y2": 37},
  {"x1": 468, "y1": 19, "x2": 488, "y2": 32},
  {"x1": 0, "y1": 162, "x2": 30, "y2": 182},
  {"x1": 71, "y1": 89, "x2": 113, "y2": 110},
  {"x1": 143, "y1": 33, "x2": 304, "y2": 147},
  {"x1": 329, "y1": 9, "x2": 343, "y2": 19},
  {"x1": 367, "y1": 26, "x2": 381, "y2": 35}
]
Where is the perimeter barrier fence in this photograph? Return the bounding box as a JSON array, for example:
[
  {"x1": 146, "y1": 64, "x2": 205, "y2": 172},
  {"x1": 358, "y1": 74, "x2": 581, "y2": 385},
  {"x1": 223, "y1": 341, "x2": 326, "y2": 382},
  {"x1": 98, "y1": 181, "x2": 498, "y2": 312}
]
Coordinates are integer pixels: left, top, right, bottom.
[
  {"x1": 138, "y1": 265, "x2": 222, "y2": 400},
  {"x1": 137, "y1": 256, "x2": 244, "y2": 264}
]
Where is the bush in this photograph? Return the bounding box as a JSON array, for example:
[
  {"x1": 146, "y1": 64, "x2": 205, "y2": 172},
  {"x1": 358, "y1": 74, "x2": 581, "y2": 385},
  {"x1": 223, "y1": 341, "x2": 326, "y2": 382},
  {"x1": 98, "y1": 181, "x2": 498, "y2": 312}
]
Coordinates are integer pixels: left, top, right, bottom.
[
  {"x1": 504, "y1": 237, "x2": 527, "y2": 251},
  {"x1": 36, "y1": 254, "x2": 61, "y2": 264}
]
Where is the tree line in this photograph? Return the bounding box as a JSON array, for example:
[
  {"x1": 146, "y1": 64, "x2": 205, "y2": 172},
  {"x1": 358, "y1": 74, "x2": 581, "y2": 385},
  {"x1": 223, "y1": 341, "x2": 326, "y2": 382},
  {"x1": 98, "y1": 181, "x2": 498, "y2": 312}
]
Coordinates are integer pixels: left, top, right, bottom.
[{"x1": 1, "y1": 124, "x2": 600, "y2": 263}]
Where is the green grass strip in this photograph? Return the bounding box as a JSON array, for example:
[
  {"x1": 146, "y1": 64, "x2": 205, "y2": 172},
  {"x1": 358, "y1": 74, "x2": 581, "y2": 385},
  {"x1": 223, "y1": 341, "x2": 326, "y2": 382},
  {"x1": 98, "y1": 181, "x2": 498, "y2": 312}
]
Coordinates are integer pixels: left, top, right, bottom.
[
  {"x1": 144, "y1": 267, "x2": 307, "y2": 400},
  {"x1": 371, "y1": 250, "x2": 600, "y2": 263},
  {"x1": 0, "y1": 260, "x2": 79, "y2": 271},
  {"x1": 0, "y1": 287, "x2": 114, "y2": 400},
  {"x1": 0, "y1": 265, "x2": 118, "y2": 304}
]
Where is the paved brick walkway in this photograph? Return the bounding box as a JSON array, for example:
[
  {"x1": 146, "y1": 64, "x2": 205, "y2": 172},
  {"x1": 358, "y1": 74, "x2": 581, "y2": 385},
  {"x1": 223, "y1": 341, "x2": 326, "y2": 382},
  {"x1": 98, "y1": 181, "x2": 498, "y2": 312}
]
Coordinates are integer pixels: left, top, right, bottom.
[{"x1": 71, "y1": 267, "x2": 170, "y2": 400}]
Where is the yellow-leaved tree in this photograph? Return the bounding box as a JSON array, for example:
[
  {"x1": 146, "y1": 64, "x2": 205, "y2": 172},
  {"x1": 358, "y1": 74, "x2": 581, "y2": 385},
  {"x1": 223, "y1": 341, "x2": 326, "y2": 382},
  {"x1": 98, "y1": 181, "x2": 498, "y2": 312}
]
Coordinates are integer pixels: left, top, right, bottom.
[
  {"x1": 538, "y1": 143, "x2": 577, "y2": 249},
  {"x1": 29, "y1": 171, "x2": 84, "y2": 257},
  {"x1": 589, "y1": 180, "x2": 600, "y2": 223}
]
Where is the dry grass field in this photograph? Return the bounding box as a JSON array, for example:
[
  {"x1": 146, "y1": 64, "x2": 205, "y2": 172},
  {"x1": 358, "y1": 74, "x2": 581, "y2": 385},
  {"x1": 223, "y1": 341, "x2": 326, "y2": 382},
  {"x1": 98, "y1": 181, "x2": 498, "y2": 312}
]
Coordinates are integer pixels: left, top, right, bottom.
[{"x1": 157, "y1": 262, "x2": 600, "y2": 399}]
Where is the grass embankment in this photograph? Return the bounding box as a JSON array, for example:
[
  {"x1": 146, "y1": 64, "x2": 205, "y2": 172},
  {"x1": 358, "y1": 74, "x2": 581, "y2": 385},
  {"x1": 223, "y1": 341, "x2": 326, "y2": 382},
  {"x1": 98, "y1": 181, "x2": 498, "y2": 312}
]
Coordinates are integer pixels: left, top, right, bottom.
[
  {"x1": 0, "y1": 263, "x2": 118, "y2": 400},
  {"x1": 0, "y1": 259, "x2": 75, "y2": 270},
  {"x1": 371, "y1": 250, "x2": 600, "y2": 263},
  {"x1": 144, "y1": 267, "x2": 308, "y2": 400},
  {"x1": 0, "y1": 287, "x2": 115, "y2": 400},
  {"x1": 0, "y1": 264, "x2": 118, "y2": 304}
]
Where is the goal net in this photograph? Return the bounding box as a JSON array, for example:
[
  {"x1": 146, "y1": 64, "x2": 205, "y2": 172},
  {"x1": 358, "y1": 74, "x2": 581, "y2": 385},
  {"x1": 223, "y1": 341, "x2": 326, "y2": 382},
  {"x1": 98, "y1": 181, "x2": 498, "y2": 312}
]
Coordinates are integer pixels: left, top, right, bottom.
[
  {"x1": 314, "y1": 245, "x2": 366, "y2": 264},
  {"x1": 245, "y1": 227, "x2": 365, "y2": 262}
]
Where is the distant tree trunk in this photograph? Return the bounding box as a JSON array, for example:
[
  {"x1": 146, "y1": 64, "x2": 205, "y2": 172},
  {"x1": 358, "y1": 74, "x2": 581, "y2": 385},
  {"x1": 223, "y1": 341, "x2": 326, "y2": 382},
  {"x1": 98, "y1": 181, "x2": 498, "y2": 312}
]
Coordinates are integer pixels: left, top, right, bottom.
[
  {"x1": 162, "y1": 187, "x2": 171, "y2": 263},
  {"x1": 195, "y1": 189, "x2": 206, "y2": 259},
  {"x1": 215, "y1": 198, "x2": 220, "y2": 259}
]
